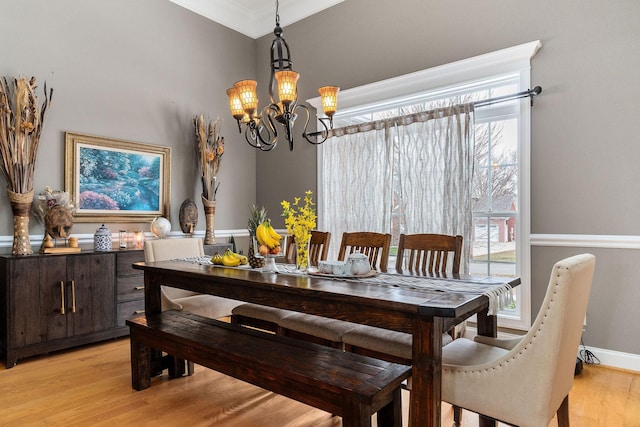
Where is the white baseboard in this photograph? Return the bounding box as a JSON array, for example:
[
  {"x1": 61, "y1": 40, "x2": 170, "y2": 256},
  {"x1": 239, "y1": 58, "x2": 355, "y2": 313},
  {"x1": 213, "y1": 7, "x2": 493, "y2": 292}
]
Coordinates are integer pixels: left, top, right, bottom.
[{"x1": 580, "y1": 345, "x2": 640, "y2": 373}]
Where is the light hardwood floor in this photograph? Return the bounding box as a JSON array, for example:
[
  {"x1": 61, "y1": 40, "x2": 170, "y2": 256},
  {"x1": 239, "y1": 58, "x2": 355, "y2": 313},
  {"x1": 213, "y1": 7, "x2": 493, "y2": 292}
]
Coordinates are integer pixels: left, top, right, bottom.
[{"x1": 0, "y1": 338, "x2": 638, "y2": 426}]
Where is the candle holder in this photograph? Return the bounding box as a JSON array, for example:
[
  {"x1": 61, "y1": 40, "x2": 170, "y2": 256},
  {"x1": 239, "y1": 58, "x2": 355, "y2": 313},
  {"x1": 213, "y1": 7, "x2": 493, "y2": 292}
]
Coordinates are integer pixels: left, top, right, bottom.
[
  {"x1": 133, "y1": 231, "x2": 145, "y2": 249},
  {"x1": 119, "y1": 230, "x2": 128, "y2": 249}
]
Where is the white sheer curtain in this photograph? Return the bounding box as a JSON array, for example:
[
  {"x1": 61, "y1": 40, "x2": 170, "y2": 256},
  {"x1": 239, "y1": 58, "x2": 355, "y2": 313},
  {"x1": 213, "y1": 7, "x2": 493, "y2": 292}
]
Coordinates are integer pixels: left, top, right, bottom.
[
  {"x1": 321, "y1": 124, "x2": 393, "y2": 259},
  {"x1": 394, "y1": 104, "x2": 474, "y2": 272},
  {"x1": 321, "y1": 104, "x2": 474, "y2": 269}
]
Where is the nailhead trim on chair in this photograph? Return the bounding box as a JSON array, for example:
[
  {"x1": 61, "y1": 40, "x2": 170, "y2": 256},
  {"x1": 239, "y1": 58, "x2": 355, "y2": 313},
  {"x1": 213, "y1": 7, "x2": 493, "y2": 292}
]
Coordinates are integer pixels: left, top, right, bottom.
[{"x1": 446, "y1": 279, "x2": 562, "y2": 376}]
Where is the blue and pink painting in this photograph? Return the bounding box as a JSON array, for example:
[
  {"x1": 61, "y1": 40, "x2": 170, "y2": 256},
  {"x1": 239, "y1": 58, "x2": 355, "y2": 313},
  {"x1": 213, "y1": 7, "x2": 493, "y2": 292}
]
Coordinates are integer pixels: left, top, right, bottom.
[{"x1": 78, "y1": 146, "x2": 162, "y2": 212}]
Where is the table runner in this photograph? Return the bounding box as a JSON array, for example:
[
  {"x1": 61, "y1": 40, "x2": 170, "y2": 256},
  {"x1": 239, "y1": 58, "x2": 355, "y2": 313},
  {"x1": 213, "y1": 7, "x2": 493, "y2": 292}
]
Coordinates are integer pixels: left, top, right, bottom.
[{"x1": 176, "y1": 256, "x2": 512, "y2": 315}]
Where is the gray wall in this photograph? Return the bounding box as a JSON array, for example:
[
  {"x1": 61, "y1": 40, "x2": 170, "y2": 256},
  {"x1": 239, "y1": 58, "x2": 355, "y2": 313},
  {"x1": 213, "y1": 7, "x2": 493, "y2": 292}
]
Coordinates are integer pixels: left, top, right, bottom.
[
  {"x1": 255, "y1": 0, "x2": 640, "y2": 356},
  {"x1": 0, "y1": 0, "x2": 256, "y2": 237},
  {"x1": 2, "y1": 0, "x2": 638, "y2": 357}
]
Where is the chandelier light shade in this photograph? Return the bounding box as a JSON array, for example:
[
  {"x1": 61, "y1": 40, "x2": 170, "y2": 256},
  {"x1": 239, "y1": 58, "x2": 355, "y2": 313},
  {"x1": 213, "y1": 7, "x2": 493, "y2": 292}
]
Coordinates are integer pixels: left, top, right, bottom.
[
  {"x1": 275, "y1": 70, "x2": 299, "y2": 106},
  {"x1": 226, "y1": 0, "x2": 339, "y2": 151},
  {"x1": 318, "y1": 85, "x2": 339, "y2": 126},
  {"x1": 226, "y1": 87, "x2": 245, "y2": 124},
  {"x1": 233, "y1": 79, "x2": 259, "y2": 116}
]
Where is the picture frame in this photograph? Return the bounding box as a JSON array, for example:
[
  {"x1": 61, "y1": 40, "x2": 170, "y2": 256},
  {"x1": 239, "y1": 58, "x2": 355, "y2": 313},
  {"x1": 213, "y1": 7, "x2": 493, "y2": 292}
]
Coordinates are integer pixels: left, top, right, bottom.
[{"x1": 64, "y1": 132, "x2": 171, "y2": 223}]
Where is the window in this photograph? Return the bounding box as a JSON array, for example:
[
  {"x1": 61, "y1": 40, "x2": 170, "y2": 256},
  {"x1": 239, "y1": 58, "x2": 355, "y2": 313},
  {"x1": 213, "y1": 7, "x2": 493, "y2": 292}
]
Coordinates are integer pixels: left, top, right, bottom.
[{"x1": 309, "y1": 41, "x2": 540, "y2": 329}]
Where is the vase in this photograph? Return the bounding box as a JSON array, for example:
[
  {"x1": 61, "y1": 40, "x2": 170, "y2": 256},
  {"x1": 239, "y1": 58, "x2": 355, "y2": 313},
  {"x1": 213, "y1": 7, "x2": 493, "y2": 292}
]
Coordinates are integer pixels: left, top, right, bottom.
[
  {"x1": 295, "y1": 235, "x2": 311, "y2": 272},
  {"x1": 201, "y1": 195, "x2": 216, "y2": 244},
  {"x1": 7, "y1": 188, "x2": 34, "y2": 256}
]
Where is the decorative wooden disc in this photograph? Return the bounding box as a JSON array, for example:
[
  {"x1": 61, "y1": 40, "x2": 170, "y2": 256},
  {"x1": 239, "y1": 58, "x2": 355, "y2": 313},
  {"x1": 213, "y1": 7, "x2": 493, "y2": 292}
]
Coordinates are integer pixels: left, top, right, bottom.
[{"x1": 179, "y1": 199, "x2": 198, "y2": 234}]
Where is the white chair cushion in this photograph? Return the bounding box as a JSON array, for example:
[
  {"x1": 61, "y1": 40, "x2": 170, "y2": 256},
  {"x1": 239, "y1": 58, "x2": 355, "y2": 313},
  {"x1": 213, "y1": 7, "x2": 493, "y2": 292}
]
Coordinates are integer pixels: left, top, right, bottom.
[
  {"x1": 342, "y1": 324, "x2": 453, "y2": 360},
  {"x1": 442, "y1": 337, "x2": 509, "y2": 366},
  {"x1": 231, "y1": 303, "x2": 295, "y2": 323},
  {"x1": 279, "y1": 313, "x2": 357, "y2": 342},
  {"x1": 176, "y1": 295, "x2": 244, "y2": 320}
]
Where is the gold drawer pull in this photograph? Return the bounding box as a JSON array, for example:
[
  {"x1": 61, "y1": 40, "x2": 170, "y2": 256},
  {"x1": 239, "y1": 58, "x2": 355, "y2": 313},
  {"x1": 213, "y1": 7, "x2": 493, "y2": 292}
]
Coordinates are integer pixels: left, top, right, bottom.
[
  {"x1": 71, "y1": 280, "x2": 76, "y2": 313},
  {"x1": 134, "y1": 310, "x2": 145, "y2": 314},
  {"x1": 134, "y1": 286, "x2": 145, "y2": 290},
  {"x1": 60, "y1": 281, "x2": 65, "y2": 315}
]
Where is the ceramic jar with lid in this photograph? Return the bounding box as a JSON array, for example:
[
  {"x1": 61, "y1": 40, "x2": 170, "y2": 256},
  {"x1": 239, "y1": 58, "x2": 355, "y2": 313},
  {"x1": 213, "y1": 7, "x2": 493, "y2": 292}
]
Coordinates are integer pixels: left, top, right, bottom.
[
  {"x1": 346, "y1": 250, "x2": 372, "y2": 275},
  {"x1": 94, "y1": 224, "x2": 112, "y2": 252}
]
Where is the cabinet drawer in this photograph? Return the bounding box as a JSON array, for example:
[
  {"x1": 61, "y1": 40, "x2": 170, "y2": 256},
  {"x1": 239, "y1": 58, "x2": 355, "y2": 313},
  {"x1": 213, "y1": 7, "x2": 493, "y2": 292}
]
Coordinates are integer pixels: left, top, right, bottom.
[
  {"x1": 117, "y1": 300, "x2": 145, "y2": 327},
  {"x1": 117, "y1": 276, "x2": 145, "y2": 302},
  {"x1": 116, "y1": 250, "x2": 144, "y2": 276}
]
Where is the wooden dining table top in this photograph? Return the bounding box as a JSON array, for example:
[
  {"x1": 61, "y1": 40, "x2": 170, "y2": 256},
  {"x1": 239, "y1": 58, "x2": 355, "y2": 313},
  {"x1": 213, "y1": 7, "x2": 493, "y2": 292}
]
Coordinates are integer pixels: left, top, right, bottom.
[{"x1": 133, "y1": 259, "x2": 519, "y2": 336}]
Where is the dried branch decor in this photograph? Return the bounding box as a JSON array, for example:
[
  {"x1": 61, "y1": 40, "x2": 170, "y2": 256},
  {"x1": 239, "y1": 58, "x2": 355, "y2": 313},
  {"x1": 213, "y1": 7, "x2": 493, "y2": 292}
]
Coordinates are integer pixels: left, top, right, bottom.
[
  {"x1": 194, "y1": 115, "x2": 223, "y2": 244},
  {"x1": 0, "y1": 76, "x2": 53, "y2": 194},
  {"x1": 193, "y1": 115, "x2": 223, "y2": 201},
  {"x1": 0, "y1": 76, "x2": 53, "y2": 255}
]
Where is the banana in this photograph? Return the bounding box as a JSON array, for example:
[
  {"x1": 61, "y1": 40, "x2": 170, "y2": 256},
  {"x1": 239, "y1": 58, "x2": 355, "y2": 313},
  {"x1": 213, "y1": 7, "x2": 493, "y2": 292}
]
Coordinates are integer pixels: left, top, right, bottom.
[
  {"x1": 266, "y1": 222, "x2": 282, "y2": 241},
  {"x1": 229, "y1": 250, "x2": 248, "y2": 265},
  {"x1": 211, "y1": 252, "x2": 224, "y2": 265},
  {"x1": 222, "y1": 248, "x2": 241, "y2": 267},
  {"x1": 255, "y1": 223, "x2": 267, "y2": 246},
  {"x1": 256, "y1": 223, "x2": 278, "y2": 249}
]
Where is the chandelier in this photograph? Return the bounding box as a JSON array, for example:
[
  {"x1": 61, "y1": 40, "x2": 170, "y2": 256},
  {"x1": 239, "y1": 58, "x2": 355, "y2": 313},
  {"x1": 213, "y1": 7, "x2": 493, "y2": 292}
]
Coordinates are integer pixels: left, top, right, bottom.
[{"x1": 226, "y1": 0, "x2": 339, "y2": 151}]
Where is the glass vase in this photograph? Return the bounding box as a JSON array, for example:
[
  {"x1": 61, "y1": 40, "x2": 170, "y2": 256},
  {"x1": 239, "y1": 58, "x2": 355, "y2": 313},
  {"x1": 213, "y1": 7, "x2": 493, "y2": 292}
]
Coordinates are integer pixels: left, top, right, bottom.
[{"x1": 295, "y1": 236, "x2": 311, "y2": 272}]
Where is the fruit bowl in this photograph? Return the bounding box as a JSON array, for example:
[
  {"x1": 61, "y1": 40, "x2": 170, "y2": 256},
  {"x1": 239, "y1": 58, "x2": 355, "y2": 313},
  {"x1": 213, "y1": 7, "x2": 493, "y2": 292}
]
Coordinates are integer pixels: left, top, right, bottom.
[
  {"x1": 252, "y1": 238, "x2": 284, "y2": 272},
  {"x1": 251, "y1": 220, "x2": 285, "y2": 272}
]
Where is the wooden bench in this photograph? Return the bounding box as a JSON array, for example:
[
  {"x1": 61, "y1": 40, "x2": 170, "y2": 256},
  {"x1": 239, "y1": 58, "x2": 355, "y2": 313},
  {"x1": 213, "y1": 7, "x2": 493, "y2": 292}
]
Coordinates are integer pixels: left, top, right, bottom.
[{"x1": 127, "y1": 311, "x2": 411, "y2": 427}]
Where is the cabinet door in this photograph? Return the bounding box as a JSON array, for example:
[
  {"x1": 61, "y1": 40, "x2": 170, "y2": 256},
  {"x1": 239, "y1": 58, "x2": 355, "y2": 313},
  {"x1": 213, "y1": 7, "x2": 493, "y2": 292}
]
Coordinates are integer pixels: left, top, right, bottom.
[
  {"x1": 8, "y1": 257, "x2": 67, "y2": 347},
  {"x1": 66, "y1": 253, "x2": 116, "y2": 336}
]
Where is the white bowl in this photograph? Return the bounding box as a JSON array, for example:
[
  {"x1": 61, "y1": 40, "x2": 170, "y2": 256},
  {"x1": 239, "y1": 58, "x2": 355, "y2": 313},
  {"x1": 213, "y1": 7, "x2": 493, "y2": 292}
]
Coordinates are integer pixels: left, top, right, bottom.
[{"x1": 318, "y1": 260, "x2": 346, "y2": 275}]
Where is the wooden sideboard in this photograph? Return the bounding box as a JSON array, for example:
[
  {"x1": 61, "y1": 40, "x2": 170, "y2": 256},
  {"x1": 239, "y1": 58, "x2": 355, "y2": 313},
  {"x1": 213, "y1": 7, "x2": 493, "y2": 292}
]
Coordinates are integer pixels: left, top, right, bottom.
[{"x1": 0, "y1": 243, "x2": 230, "y2": 368}]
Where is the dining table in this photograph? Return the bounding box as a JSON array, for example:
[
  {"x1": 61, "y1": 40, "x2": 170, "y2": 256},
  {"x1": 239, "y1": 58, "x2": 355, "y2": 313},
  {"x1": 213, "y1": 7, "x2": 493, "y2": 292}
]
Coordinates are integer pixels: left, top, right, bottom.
[{"x1": 133, "y1": 258, "x2": 520, "y2": 427}]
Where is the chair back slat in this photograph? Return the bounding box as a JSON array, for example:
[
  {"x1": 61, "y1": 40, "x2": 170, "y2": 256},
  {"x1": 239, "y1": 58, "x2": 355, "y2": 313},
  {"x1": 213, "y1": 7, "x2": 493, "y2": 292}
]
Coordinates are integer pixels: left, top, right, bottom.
[
  {"x1": 395, "y1": 233, "x2": 463, "y2": 275},
  {"x1": 338, "y1": 232, "x2": 392, "y2": 272},
  {"x1": 285, "y1": 231, "x2": 331, "y2": 267}
]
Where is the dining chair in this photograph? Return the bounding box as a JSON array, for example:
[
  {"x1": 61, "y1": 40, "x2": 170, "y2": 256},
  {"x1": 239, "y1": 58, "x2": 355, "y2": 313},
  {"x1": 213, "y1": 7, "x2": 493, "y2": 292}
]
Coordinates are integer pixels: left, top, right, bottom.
[
  {"x1": 278, "y1": 231, "x2": 393, "y2": 348},
  {"x1": 230, "y1": 230, "x2": 331, "y2": 334},
  {"x1": 145, "y1": 237, "x2": 244, "y2": 374},
  {"x1": 341, "y1": 233, "x2": 464, "y2": 364},
  {"x1": 284, "y1": 230, "x2": 331, "y2": 267},
  {"x1": 395, "y1": 233, "x2": 462, "y2": 275},
  {"x1": 337, "y1": 231, "x2": 392, "y2": 272},
  {"x1": 438, "y1": 253, "x2": 596, "y2": 426}
]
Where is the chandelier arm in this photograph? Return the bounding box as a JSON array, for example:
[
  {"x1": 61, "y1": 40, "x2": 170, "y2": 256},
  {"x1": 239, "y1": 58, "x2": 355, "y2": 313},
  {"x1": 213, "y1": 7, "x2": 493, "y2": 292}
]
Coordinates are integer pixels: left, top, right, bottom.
[
  {"x1": 245, "y1": 114, "x2": 278, "y2": 151},
  {"x1": 298, "y1": 105, "x2": 330, "y2": 145}
]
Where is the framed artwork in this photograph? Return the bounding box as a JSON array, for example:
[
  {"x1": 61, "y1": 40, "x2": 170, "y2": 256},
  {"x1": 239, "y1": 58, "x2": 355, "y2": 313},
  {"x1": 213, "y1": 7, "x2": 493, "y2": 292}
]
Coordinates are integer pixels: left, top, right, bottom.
[{"x1": 64, "y1": 132, "x2": 171, "y2": 223}]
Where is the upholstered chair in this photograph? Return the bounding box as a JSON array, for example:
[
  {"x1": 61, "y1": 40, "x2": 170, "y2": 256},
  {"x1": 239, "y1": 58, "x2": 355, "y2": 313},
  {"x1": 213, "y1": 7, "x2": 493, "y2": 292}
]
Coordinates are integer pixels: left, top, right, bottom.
[
  {"x1": 144, "y1": 238, "x2": 243, "y2": 320},
  {"x1": 439, "y1": 253, "x2": 596, "y2": 426}
]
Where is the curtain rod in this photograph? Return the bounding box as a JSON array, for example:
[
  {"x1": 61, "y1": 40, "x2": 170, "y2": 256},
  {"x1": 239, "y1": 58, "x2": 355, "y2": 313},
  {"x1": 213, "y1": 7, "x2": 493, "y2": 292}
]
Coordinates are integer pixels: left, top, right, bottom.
[
  {"x1": 474, "y1": 86, "x2": 542, "y2": 108},
  {"x1": 308, "y1": 86, "x2": 543, "y2": 138}
]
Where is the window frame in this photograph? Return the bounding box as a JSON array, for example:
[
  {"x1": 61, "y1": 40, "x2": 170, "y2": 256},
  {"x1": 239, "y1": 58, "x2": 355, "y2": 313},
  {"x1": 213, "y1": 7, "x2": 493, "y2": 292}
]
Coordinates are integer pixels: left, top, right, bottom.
[{"x1": 308, "y1": 40, "x2": 541, "y2": 329}]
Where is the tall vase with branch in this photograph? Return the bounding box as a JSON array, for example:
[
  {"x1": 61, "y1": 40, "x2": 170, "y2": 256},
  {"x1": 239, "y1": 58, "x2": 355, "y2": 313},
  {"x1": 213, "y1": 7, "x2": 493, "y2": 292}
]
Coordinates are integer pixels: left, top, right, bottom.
[
  {"x1": 281, "y1": 191, "x2": 317, "y2": 272},
  {"x1": 0, "y1": 76, "x2": 53, "y2": 255},
  {"x1": 194, "y1": 115, "x2": 223, "y2": 244}
]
